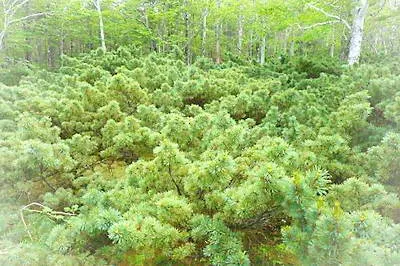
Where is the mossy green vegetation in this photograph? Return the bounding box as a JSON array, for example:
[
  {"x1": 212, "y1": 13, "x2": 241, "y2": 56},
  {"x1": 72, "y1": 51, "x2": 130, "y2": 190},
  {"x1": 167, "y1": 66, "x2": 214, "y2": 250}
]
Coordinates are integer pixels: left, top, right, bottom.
[{"x1": 0, "y1": 48, "x2": 399, "y2": 265}]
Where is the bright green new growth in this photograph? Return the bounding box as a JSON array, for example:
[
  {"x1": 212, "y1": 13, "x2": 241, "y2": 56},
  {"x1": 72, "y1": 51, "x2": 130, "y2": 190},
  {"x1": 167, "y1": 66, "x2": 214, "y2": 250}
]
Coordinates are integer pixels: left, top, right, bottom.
[{"x1": 0, "y1": 48, "x2": 399, "y2": 265}]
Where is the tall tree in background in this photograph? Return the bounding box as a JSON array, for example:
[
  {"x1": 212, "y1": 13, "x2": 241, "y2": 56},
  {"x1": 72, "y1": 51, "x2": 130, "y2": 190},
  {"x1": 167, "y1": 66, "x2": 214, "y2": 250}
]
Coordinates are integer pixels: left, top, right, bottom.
[
  {"x1": 201, "y1": 6, "x2": 208, "y2": 56},
  {"x1": 348, "y1": 0, "x2": 369, "y2": 65},
  {"x1": 0, "y1": 0, "x2": 47, "y2": 51},
  {"x1": 183, "y1": 0, "x2": 191, "y2": 64},
  {"x1": 237, "y1": 10, "x2": 244, "y2": 54},
  {"x1": 306, "y1": 0, "x2": 372, "y2": 65},
  {"x1": 215, "y1": 0, "x2": 221, "y2": 63},
  {"x1": 258, "y1": 0, "x2": 268, "y2": 64},
  {"x1": 93, "y1": 0, "x2": 106, "y2": 51},
  {"x1": 1, "y1": 0, "x2": 398, "y2": 66}
]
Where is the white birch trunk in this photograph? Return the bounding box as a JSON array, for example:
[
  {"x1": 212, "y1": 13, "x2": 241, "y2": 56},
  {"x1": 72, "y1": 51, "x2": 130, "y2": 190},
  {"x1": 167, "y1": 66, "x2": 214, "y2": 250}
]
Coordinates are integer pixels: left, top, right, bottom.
[
  {"x1": 0, "y1": 31, "x2": 5, "y2": 50},
  {"x1": 0, "y1": 0, "x2": 9, "y2": 51},
  {"x1": 260, "y1": 35, "x2": 266, "y2": 64},
  {"x1": 238, "y1": 14, "x2": 244, "y2": 53},
  {"x1": 348, "y1": 0, "x2": 368, "y2": 65},
  {"x1": 215, "y1": 0, "x2": 222, "y2": 64},
  {"x1": 95, "y1": 0, "x2": 106, "y2": 51},
  {"x1": 201, "y1": 8, "x2": 208, "y2": 56},
  {"x1": 0, "y1": 1, "x2": 46, "y2": 52}
]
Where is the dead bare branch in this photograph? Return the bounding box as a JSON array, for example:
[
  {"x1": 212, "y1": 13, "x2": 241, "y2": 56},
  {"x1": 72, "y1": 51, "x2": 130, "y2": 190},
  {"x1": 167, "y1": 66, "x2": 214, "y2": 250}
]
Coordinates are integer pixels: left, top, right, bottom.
[
  {"x1": 8, "y1": 12, "x2": 47, "y2": 25},
  {"x1": 299, "y1": 20, "x2": 341, "y2": 30},
  {"x1": 306, "y1": 3, "x2": 351, "y2": 30}
]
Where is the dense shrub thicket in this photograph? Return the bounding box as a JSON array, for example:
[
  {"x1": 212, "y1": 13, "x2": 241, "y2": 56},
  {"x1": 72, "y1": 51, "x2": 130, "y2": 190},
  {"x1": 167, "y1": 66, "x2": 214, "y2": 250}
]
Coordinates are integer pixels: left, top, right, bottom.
[{"x1": 0, "y1": 47, "x2": 399, "y2": 265}]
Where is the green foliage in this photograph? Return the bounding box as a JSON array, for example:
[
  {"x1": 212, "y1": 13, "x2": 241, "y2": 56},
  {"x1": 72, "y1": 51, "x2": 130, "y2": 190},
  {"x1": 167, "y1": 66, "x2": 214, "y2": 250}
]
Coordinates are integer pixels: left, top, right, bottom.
[
  {"x1": 1, "y1": 48, "x2": 399, "y2": 265},
  {"x1": 294, "y1": 56, "x2": 343, "y2": 79},
  {"x1": 366, "y1": 133, "x2": 400, "y2": 193},
  {"x1": 0, "y1": 61, "x2": 33, "y2": 86},
  {"x1": 191, "y1": 216, "x2": 250, "y2": 265}
]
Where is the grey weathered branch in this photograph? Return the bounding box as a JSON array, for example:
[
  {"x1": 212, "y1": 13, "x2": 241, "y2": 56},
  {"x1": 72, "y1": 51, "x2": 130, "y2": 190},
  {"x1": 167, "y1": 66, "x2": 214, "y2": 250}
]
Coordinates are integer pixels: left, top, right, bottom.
[
  {"x1": 8, "y1": 12, "x2": 47, "y2": 25},
  {"x1": 306, "y1": 3, "x2": 351, "y2": 30},
  {"x1": 299, "y1": 20, "x2": 341, "y2": 30},
  {"x1": 0, "y1": 0, "x2": 49, "y2": 50}
]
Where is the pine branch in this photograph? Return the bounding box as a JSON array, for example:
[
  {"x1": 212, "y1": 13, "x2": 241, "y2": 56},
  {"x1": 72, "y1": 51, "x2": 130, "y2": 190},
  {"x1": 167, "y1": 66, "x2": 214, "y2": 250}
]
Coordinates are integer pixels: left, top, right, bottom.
[
  {"x1": 230, "y1": 207, "x2": 283, "y2": 230},
  {"x1": 168, "y1": 162, "x2": 182, "y2": 196}
]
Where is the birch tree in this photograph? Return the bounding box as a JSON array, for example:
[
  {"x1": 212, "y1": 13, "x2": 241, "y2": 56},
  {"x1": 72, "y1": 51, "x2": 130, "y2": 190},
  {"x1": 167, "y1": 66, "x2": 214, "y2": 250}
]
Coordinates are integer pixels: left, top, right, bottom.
[
  {"x1": 260, "y1": 34, "x2": 266, "y2": 64},
  {"x1": 215, "y1": 0, "x2": 222, "y2": 63},
  {"x1": 183, "y1": 0, "x2": 191, "y2": 64},
  {"x1": 348, "y1": 0, "x2": 369, "y2": 65},
  {"x1": 93, "y1": 0, "x2": 106, "y2": 51},
  {"x1": 305, "y1": 0, "x2": 370, "y2": 65},
  {"x1": 201, "y1": 7, "x2": 208, "y2": 56},
  {"x1": 259, "y1": 0, "x2": 268, "y2": 64},
  {"x1": 0, "y1": 0, "x2": 47, "y2": 51},
  {"x1": 237, "y1": 10, "x2": 244, "y2": 54}
]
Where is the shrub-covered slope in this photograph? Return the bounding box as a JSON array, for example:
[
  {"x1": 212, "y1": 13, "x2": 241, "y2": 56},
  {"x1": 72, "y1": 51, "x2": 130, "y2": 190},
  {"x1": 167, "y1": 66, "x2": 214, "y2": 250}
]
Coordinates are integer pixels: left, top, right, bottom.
[{"x1": 1, "y1": 48, "x2": 399, "y2": 265}]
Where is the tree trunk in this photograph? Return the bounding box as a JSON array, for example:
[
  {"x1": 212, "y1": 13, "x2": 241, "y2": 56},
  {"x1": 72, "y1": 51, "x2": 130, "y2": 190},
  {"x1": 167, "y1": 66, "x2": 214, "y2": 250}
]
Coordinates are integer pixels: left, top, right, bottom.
[
  {"x1": 249, "y1": 30, "x2": 253, "y2": 59},
  {"x1": 48, "y1": 45, "x2": 56, "y2": 68},
  {"x1": 329, "y1": 31, "x2": 335, "y2": 57},
  {"x1": 0, "y1": 2, "x2": 8, "y2": 52},
  {"x1": 201, "y1": 8, "x2": 208, "y2": 56},
  {"x1": 70, "y1": 40, "x2": 74, "y2": 56},
  {"x1": 44, "y1": 38, "x2": 48, "y2": 67},
  {"x1": 283, "y1": 29, "x2": 288, "y2": 54},
  {"x1": 95, "y1": 0, "x2": 106, "y2": 51},
  {"x1": 260, "y1": 35, "x2": 266, "y2": 64},
  {"x1": 161, "y1": 15, "x2": 166, "y2": 52},
  {"x1": 141, "y1": 5, "x2": 156, "y2": 52},
  {"x1": 237, "y1": 14, "x2": 244, "y2": 53},
  {"x1": 290, "y1": 41, "x2": 295, "y2": 56},
  {"x1": 0, "y1": 13, "x2": 8, "y2": 51},
  {"x1": 184, "y1": 0, "x2": 191, "y2": 64},
  {"x1": 348, "y1": 0, "x2": 368, "y2": 65},
  {"x1": 23, "y1": 2, "x2": 32, "y2": 61},
  {"x1": 215, "y1": 0, "x2": 222, "y2": 64},
  {"x1": 0, "y1": 31, "x2": 5, "y2": 51}
]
